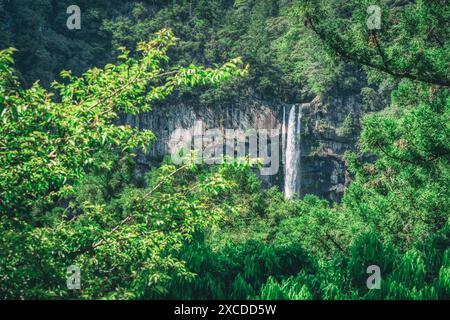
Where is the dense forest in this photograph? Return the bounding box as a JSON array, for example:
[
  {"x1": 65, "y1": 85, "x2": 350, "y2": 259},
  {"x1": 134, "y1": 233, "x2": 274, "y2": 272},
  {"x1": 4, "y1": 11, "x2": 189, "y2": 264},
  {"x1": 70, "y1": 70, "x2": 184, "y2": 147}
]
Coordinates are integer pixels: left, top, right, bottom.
[{"x1": 0, "y1": 0, "x2": 449, "y2": 300}]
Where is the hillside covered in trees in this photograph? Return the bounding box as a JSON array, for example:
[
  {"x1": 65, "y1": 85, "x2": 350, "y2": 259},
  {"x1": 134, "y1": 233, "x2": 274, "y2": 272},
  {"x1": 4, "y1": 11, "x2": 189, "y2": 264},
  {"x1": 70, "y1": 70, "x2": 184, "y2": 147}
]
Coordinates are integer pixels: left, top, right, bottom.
[{"x1": 0, "y1": 0, "x2": 449, "y2": 300}]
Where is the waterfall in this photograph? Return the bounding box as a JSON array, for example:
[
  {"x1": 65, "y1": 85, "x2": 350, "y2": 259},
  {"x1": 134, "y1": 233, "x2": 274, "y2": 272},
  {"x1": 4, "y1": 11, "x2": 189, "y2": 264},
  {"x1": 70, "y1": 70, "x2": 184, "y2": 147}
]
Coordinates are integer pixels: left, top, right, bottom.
[{"x1": 283, "y1": 104, "x2": 302, "y2": 199}]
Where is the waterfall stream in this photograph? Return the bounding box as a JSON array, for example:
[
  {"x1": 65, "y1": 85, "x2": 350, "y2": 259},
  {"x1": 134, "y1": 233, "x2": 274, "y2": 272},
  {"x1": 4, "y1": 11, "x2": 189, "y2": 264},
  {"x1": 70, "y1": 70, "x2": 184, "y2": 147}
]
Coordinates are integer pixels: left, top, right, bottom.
[{"x1": 283, "y1": 104, "x2": 302, "y2": 199}]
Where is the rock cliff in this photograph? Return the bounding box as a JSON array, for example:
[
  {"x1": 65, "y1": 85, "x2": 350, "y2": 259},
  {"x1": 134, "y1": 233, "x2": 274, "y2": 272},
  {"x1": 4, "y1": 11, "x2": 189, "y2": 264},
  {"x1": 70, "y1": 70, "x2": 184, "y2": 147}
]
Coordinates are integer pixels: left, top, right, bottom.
[{"x1": 123, "y1": 92, "x2": 364, "y2": 202}]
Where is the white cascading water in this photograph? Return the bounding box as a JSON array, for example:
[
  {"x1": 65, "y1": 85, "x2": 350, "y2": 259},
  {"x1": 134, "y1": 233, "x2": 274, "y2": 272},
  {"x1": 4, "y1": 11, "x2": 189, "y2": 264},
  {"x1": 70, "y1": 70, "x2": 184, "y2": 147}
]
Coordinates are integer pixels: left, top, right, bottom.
[{"x1": 283, "y1": 104, "x2": 302, "y2": 199}]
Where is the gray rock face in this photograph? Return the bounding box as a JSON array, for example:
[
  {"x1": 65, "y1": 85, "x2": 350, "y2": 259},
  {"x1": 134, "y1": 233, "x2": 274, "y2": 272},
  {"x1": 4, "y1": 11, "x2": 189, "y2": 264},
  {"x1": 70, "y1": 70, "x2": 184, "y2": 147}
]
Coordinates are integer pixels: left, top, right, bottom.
[
  {"x1": 300, "y1": 94, "x2": 362, "y2": 202},
  {"x1": 122, "y1": 92, "x2": 363, "y2": 202}
]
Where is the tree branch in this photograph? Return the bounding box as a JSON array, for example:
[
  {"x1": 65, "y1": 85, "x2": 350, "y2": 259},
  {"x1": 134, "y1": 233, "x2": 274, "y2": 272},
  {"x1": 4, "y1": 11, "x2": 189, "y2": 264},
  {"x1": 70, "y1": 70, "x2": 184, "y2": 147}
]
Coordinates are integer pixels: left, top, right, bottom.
[{"x1": 306, "y1": 18, "x2": 450, "y2": 87}]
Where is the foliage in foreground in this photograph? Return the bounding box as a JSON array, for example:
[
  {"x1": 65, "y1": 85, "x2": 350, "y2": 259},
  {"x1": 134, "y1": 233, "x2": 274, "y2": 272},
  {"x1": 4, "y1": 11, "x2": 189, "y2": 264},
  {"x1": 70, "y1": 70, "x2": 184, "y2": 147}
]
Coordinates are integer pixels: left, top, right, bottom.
[
  {"x1": 13, "y1": 78, "x2": 445, "y2": 299},
  {"x1": 0, "y1": 30, "x2": 247, "y2": 299}
]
